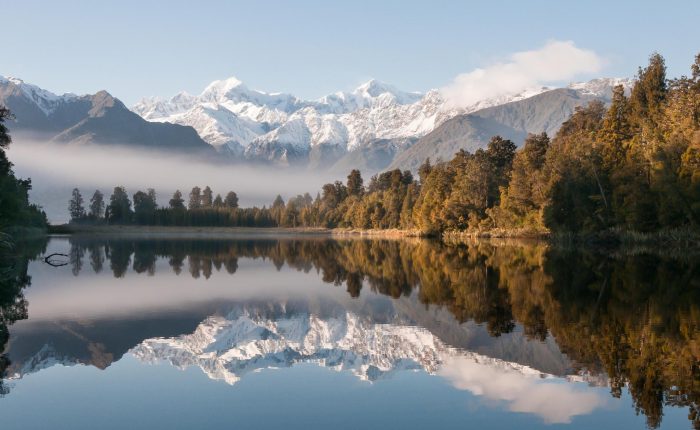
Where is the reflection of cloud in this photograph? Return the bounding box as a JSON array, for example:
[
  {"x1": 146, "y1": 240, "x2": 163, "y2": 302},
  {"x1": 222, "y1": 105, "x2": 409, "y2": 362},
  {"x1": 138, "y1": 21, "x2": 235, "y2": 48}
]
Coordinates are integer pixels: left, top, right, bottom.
[
  {"x1": 441, "y1": 40, "x2": 603, "y2": 109},
  {"x1": 439, "y1": 356, "x2": 606, "y2": 423}
]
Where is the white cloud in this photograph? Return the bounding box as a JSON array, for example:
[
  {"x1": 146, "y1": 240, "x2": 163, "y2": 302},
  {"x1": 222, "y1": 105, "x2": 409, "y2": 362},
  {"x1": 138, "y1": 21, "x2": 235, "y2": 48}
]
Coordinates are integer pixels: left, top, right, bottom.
[
  {"x1": 439, "y1": 356, "x2": 607, "y2": 423},
  {"x1": 441, "y1": 40, "x2": 604, "y2": 108}
]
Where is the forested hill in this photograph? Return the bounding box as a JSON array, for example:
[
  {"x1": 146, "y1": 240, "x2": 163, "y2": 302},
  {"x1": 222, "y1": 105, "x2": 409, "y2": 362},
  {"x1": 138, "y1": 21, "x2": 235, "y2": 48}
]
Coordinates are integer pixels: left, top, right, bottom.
[{"x1": 67, "y1": 52, "x2": 700, "y2": 240}]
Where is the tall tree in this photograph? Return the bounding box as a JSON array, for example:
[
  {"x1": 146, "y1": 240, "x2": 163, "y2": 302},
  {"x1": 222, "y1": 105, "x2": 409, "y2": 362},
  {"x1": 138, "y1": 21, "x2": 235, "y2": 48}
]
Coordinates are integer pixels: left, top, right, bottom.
[
  {"x1": 347, "y1": 169, "x2": 364, "y2": 196},
  {"x1": 169, "y1": 190, "x2": 185, "y2": 210},
  {"x1": 188, "y1": 186, "x2": 202, "y2": 210},
  {"x1": 68, "y1": 188, "x2": 86, "y2": 221},
  {"x1": 0, "y1": 107, "x2": 11, "y2": 149},
  {"x1": 201, "y1": 186, "x2": 213, "y2": 208},
  {"x1": 0, "y1": 107, "x2": 47, "y2": 229},
  {"x1": 224, "y1": 191, "x2": 239, "y2": 209},
  {"x1": 89, "y1": 190, "x2": 105, "y2": 219},
  {"x1": 213, "y1": 194, "x2": 224, "y2": 208},
  {"x1": 133, "y1": 190, "x2": 157, "y2": 224},
  {"x1": 106, "y1": 186, "x2": 132, "y2": 224}
]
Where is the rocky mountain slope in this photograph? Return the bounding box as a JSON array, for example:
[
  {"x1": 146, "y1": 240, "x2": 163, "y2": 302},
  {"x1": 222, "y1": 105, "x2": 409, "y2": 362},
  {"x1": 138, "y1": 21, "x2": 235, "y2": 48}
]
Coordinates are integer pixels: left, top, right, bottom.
[
  {"x1": 135, "y1": 76, "x2": 631, "y2": 172},
  {"x1": 0, "y1": 76, "x2": 213, "y2": 154},
  {"x1": 389, "y1": 79, "x2": 630, "y2": 171}
]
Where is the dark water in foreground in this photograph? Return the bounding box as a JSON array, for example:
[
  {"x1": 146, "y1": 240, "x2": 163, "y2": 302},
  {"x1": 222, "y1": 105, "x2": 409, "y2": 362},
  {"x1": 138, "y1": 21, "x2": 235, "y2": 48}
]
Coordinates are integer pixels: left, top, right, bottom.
[{"x1": 0, "y1": 236, "x2": 698, "y2": 429}]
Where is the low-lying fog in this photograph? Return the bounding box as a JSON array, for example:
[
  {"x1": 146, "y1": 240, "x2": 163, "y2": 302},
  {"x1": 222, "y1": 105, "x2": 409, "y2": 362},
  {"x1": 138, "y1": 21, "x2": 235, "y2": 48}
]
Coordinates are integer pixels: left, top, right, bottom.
[{"x1": 8, "y1": 140, "x2": 341, "y2": 224}]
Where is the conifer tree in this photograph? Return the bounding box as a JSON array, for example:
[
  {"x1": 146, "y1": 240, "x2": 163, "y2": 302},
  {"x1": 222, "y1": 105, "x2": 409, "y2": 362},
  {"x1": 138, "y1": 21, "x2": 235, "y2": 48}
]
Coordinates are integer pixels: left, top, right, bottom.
[
  {"x1": 89, "y1": 190, "x2": 105, "y2": 219},
  {"x1": 347, "y1": 169, "x2": 364, "y2": 196},
  {"x1": 201, "y1": 186, "x2": 213, "y2": 208},
  {"x1": 106, "y1": 186, "x2": 132, "y2": 224},
  {"x1": 169, "y1": 190, "x2": 185, "y2": 210},
  {"x1": 224, "y1": 191, "x2": 239, "y2": 209},
  {"x1": 68, "y1": 188, "x2": 86, "y2": 221},
  {"x1": 188, "y1": 186, "x2": 202, "y2": 210}
]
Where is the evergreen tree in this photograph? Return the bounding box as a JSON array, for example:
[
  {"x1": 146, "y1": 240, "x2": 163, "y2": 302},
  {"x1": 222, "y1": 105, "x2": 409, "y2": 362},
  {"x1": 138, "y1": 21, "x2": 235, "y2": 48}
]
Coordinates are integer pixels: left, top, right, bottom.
[
  {"x1": 147, "y1": 188, "x2": 157, "y2": 208},
  {"x1": 272, "y1": 195, "x2": 285, "y2": 208},
  {"x1": 347, "y1": 169, "x2": 364, "y2": 196},
  {"x1": 188, "y1": 186, "x2": 202, "y2": 210},
  {"x1": 201, "y1": 186, "x2": 213, "y2": 208},
  {"x1": 418, "y1": 158, "x2": 432, "y2": 183},
  {"x1": 224, "y1": 191, "x2": 239, "y2": 208},
  {"x1": 0, "y1": 107, "x2": 47, "y2": 229},
  {"x1": 106, "y1": 186, "x2": 132, "y2": 224},
  {"x1": 169, "y1": 190, "x2": 185, "y2": 210},
  {"x1": 68, "y1": 188, "x2": 86, "y2": 222},
  {"x1": 213, "y1": 194, "x2": 224, "y2": 208},
  {"x1": 0, "y1": 107, "x2": 11, "y2": 149},
  {"x1": 89, "y1": 190, "x2": 105, "y2": 219},
  {"x1": 133, "y1": 190, "x2": 157, "y2": 224}
]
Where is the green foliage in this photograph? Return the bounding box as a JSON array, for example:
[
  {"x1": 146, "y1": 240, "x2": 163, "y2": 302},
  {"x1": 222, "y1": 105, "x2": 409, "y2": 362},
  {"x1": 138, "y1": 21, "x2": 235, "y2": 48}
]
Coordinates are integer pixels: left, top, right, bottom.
[
  {"x1": 0, "y1": 107, "x2": 47, "y2": 231},
  {"x1": 89, "y1": 190, "x2": 105, "y2": 219},
  {"x1": 68, "y1": 188, "x2": 86, "y2": 222},
  {"x1": 105, "y1": 186, "x2": 133, "y2": 224}
]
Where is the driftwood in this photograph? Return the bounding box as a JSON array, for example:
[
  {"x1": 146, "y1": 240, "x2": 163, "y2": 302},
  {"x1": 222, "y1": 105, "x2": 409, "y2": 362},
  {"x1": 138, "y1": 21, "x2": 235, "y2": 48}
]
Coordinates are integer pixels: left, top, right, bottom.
[{"x1": 44, "y1": 253, "x2": 69, "y2": 267}]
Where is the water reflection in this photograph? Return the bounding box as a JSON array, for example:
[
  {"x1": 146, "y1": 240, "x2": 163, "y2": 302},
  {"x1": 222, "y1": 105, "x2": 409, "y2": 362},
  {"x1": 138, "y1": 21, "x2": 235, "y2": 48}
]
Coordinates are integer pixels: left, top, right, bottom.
[
  {"x1": 0, "y1": 238, "x2": 46, "y2": 397},
  {"x1": 2, "y1": 236, "x2": 699, "y2": 429}
]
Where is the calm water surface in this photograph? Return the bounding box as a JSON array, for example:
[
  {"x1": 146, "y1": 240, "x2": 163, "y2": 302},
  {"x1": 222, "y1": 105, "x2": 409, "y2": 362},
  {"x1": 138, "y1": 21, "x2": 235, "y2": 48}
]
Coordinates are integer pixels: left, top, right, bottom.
[{"x1": 0, "y1": 236, "x2": 698, "y2": 429}]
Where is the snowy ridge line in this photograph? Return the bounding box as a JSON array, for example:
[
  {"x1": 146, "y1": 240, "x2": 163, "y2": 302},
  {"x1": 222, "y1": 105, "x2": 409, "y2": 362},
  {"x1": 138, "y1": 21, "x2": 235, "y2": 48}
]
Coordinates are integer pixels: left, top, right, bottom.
[
  {"x1": 131, "y1": 76, "x2": 633, "y2": 160},
  {"x1": 128, "y1": 309, "x2": 605, "y2": 387},
  {"x1": 0, "y1": 75, "x2": 79, "y2": 115}
]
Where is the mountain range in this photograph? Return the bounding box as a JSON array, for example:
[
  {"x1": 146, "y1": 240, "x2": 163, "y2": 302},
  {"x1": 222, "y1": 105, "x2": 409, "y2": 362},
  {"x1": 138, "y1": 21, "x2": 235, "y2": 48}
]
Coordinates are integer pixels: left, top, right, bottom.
[
  {"x1": 1, "y1": 74, "x2": 632, "y2": 173},
  {"x1": 0, "y1": 76, "x2": 213, "y2": 154}
]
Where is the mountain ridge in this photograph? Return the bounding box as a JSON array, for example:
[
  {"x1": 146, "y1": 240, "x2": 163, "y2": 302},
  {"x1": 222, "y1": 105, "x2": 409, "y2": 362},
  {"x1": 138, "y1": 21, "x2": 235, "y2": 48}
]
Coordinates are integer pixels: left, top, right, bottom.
[
  {"x1": 134, "y1": 76, "x2": 633, "y2": 171},
  {"x1": 0, "y1": 76, "x2": 214, "y2": 154}
]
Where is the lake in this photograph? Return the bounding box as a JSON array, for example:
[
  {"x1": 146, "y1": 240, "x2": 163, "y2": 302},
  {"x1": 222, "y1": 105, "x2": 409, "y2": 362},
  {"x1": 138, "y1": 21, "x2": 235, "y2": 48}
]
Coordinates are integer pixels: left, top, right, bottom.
[{"x1": 0, "y1": 235, "x2": 698, "y2": 429}]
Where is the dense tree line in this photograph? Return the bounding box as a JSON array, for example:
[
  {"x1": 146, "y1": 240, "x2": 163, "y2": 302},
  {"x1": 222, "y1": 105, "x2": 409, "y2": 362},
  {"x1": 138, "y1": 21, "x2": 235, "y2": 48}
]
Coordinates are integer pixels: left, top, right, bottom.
[
  {"x1": 69, "y1": 52, "x2": 700, "y2": 236},
  {"x1": 0, "y1": 107, "x2": 47, "y2": 231}
]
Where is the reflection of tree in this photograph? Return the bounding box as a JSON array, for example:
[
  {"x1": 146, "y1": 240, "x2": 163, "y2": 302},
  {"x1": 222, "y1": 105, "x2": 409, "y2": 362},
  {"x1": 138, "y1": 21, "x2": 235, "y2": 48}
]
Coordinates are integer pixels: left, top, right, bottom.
[
  {"x1": 0, "y1": 238, "x2": 47, "y2": 397},
  {"x1": 65, "y1": 236, "x2": 700, "y2": 428}
]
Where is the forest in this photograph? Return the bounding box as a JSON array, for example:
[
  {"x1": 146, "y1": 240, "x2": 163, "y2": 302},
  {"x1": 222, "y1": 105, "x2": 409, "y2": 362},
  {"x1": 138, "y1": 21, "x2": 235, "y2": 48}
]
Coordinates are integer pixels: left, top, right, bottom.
[
  {"x1": 67, "y1": 52, "x2": 700, "y2": 239},
  {"x1": 0, "y1": 107, "x2": 48, "y2": 234}
]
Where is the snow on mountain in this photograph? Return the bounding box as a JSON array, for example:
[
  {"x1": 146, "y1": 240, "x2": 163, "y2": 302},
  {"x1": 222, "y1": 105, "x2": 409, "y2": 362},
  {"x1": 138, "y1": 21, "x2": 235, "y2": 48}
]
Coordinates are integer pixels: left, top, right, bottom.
[
  {"x1": 132, "y1": 76, "x2": 632, "y2": 167},
  {"x1": 568, "y1": 77, "x2": 634, "y2": 96},
  {"x1": 0, "y1": 75, "x2": 79, "y2": 115},
  {"x1": 133, "y1": 77, "x2": 436, "y2": 156},
  {"x1": 129, "y1": 307, "x2": 600, "y2": 387},
  {"x1": 128, "y1": 308, "x2": 607, "y2": 422}
]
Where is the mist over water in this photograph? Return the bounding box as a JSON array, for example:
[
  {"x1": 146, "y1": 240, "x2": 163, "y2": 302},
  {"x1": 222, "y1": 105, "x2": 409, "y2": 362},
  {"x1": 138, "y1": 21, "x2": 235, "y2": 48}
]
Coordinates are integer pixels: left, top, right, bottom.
[{"x1": 7, "y1": 140, "x2": 340, "y2": 223}]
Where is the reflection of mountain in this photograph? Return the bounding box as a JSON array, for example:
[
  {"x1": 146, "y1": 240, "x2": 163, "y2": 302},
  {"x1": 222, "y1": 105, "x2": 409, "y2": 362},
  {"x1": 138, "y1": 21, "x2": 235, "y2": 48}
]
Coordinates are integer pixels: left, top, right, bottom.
[
  {"x1": 128, "y1": 303, "x2": 596, "y2": 383},
  {"x1": 7, "y1": 294, "x2": 573, "y2": 381},
  {"x1": 6, "y1": 236, "x2": 700, "y2": 429},
  {"x1": 130, "y1": 305, "x2": 606, "y2": 424}
]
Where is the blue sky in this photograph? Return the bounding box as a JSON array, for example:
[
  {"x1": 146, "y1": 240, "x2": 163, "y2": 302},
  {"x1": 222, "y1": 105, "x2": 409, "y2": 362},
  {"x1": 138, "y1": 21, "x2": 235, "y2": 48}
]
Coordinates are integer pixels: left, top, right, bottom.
[{"x1": 3, "y1": 0, "x2": 699, "y2": 104}]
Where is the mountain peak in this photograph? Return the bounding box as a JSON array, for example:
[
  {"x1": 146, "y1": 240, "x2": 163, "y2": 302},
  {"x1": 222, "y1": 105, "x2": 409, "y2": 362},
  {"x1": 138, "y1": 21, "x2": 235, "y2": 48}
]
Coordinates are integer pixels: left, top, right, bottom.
[
  {"x1": 202, "y1": 76, "x2": 245, "y2": 97},
  {"x1": 354, "y1": 79, "x2": 410, "y2": 99}
]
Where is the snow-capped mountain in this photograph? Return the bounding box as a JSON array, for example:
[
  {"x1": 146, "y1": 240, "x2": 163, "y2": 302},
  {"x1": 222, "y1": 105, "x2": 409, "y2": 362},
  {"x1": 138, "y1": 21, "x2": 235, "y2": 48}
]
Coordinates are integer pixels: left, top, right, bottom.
[
  {"x1": 0, "y1": 76, "x2": 79, "y2": 116},
  {"x1": 128, "y1": 307, "x2": 607, "y2": 423},
  {"x1": 0, "y1": 76, "x2": 213, "y2": 153},
  {"x1": 129, "y1": 306, "x2": 605, "y2": 387},
  {"x1": 133, "y1": 76, "x2": 632, "y2": 170}
]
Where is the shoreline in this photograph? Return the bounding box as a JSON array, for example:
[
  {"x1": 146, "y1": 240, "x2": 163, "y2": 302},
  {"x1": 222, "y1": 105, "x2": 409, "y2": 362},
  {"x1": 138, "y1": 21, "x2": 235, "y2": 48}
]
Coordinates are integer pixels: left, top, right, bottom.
[
  {"x1": 46, "y1": 224, "x2": 427, "y2": 240},
  {"x1": 43, "y1": 224, "x2": 700, "y2": 248}
]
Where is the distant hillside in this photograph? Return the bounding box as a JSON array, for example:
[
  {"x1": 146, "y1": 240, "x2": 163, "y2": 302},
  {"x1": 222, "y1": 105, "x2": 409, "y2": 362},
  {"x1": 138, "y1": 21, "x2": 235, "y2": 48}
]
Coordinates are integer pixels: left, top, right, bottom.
[
  {"x1": 389, "y1": 85, "x2": 623, "y2": 172},
  {"x1": 0, "y1": 76, "x2": 213, "y2": 154}
]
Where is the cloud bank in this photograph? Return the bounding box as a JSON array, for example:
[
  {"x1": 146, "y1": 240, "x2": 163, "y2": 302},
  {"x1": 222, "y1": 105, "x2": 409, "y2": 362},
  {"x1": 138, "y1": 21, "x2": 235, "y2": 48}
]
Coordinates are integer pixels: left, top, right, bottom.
[
  {"x1": 441, "y1": 40, "x2": 604, "y2": 108},
  {"x1": 8, "y1": 141, "x2": 338, "y2": 223}
]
